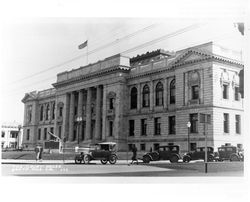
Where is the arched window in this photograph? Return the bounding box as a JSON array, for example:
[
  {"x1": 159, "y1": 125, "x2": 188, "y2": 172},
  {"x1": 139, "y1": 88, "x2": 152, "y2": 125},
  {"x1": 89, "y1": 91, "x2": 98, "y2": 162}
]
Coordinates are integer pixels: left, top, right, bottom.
[
  {"x1": 40, "y1": 105, "x2": 44, "y2": 121},
  {"x1": 170, "y1": 79, "x2": 175, "y2": 104},
  {"x1": 155, "y1": 82, "x2": 163, "y2": 106},
  {"x1": 142, "y1": 84, "x2": 150, "y2": 107},
  {"x1": 130, "y1": 87, "x2": 137, "y2": 109},
  {"x1": 45, "y1": 104, "x2": 50, "y2": 120}
]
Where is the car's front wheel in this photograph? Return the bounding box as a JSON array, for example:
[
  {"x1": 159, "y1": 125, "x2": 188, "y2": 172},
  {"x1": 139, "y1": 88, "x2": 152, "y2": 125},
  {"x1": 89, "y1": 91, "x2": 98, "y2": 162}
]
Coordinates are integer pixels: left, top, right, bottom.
[
  {"x1": 143, "y1": 155, "x2": 151, "y2": 163},
  {"x1": 75, "y1": 157, "x2": 82, "y2": 164},
  {"x1": 170, "y1": 155, "x2": 179, "y2": 163},
  {"x1": 109, "y1": 155, "x2": 117, "y2": 164},
  {"x1": 84, "y1": 155, "x2": 91, "y2": 164},
  {"x1": 101, "y1": 159, "x2": 108, "y2": 164},
  {"x1": 183, "y1": 155, "x2": 191, "y2": 163}
]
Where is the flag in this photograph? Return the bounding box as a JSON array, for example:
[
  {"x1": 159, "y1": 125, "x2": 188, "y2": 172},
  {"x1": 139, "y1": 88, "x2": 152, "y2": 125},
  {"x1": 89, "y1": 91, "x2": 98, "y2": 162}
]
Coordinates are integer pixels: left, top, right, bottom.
[
  {"x1": 234, "y1": 23, "x2": 244, "y2": 35},
  {"x1": 78, "y1": 40, "x2": 88, "y2": 49}
]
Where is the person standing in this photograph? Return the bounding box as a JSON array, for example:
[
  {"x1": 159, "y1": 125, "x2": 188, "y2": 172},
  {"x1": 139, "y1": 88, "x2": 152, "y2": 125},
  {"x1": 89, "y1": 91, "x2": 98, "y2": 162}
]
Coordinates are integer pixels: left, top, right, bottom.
[
  {"x1": 131, "y1": 144, "x2": 138, "y2": 165},
  {"x1": 35, "y1": 146, "x2": 39, "y2": 161}
]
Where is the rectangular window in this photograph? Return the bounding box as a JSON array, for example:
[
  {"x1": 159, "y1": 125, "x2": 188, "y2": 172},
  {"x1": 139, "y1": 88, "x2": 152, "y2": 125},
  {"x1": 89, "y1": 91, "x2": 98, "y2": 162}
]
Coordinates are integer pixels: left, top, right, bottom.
[
  {"x1": 190, "y1": 143, "x2": 197, "y2": 151},
  {"x1": 154, "y1": 143, "x2": 159, "y2": 151},
  {"x1": 1, "y1": 131, "x2": 5, "y2": 138},
  {"x1": 59, "y1": 107, "x2": 63, "y2": 117},
  {"x1": 235, "y1": 115, "x2": 241, "y2": 134},
  {"x1": 58, "y1": 126, "x2": 62, "y2": 139},
  {"x1": 154, "y1": 118, "x2": 161, "y2": 135},
  {"x1": 109, "y1": 121, "x2": 113, "y2": 136},
  {"x1": 44, "y1": 128, "x2": 47, "y2": 140},
  {"x1": 223, "y1": 113, "x2": 229, "y2": 133},
  {"x1": 223, "y1": 84, "x2": 229, "y2": 99},
  {"x1": 141, "y1": 119, "x2": 147, "y2": 136},
  {"x1": 140, "y1": 144, "x2": 146, "y2": 151},
  {"x1": 128, "y1": 144, "x2": 133, "y2": 151},
  {"x1": 50, "y1": 127, "x2": 54, "y2": 140},
  {"x1": 192, "y1": 85, "x2": 199, "y2": 100},
  {"x1": 190, "y1": 113, "x2": 198, "y2": 133},
  {"x1": 38, "y1": 128, "x2": 41, "y2": 140},
  {"x1": 109, "y1": 98, "x2": 114, "y2": 109},
  {"x1": 169, "y1": 116, "x2": 176, "y2": 134},
  {"x1": 235, "y1": 87, "x2": 239, "y2": 101},
  {"x1": 129, "y1": 120, "x2": 135, "y2": 136},
  {"x1": 27, "y1": 129, "x2": 30, "y2": 141},
  {"x1": 73, "y1": 129, "x2": 76, "y2": 141}
]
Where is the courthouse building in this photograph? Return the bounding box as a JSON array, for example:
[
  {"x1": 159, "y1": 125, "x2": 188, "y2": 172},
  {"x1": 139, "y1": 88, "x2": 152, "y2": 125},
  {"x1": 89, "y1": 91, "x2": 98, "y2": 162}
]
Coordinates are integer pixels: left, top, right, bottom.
[{"x1": 21, "y1": 42, "x2": 244, "y2": 153}]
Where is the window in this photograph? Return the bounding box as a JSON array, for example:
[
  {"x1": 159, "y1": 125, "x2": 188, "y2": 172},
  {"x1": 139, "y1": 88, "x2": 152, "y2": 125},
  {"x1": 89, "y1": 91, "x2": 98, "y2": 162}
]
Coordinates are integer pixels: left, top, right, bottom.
[
  {"x1": 52, "y1": 102, "x2": 55, "y2": 120},
  {"x1": 40, "y1": 105, "x2": 44, "y2": 121},
  {"x1": 27, "y1": 129, "x2": 30, "y2": 141},
  {"x1": 129, "y1": 120, "x2": 135, "y2": 136},
  {"x1": 190, "y1": 113, "x2": 198, "y2": 133},
  {"x1": 58, "y1": 126, "x2": 62, "y2": 139},
  {"x1": 130, "y1": 87, "x2": 137, "y2": 109},
  {"x1": 140, "y1": 144, "x2": 146, "y2": 151},
  {"x1": 170, "y1": 79, "x2": 175, "y2": 104},
  {"x1": 154, "y1": 143, "x2": 159, "y2": 151},
  {"x1": 223, "y1": 84, "x2": 229, "y2": 99},
  {"x1": 1, "y1": 131, "x2": 5, "y2": 138},
  {"x1": 235, "y1": 115, "x2": 241, "y2": 134},
  {"x1": 73, "y1": 129, "x2": 76, "y2": 141},
  {"x1": 38, "y1": 128, "x2": 41, "y2": 140},
  {"x1": 235, "y1": 86, "x2": 239, "y2": 101},
  {"x1": 154, "y1": 117, "x2": 161, "y2": 135},
  {"x1": 45, "y1": 104, "x2": 50, "y2": 120},
  {"x1": 109, "y1": 121, "x2": 113, "y2": 136},
  {"x1": 141, "y1": 119, "x2": 147, "y2": 136},
  {"x1": 192, "y1": 85, "x2": 199, "y2": 100},
  {"x1": 142, "y1": 85, "x2": 150, "y2": 107},
  {"x1": 10, "y1": 132, "x2": 17, "y2": 138},
  {"x1": 223, "y1": 113, "x2": 229, "y2": 133},
  {"x1": 44, "y1": 128, "x2": 47, "y2": 140},
  {"x1": 190, "y1": 143, "x2": 197, "y2": 151},
  {"x1": 74, "y1": 106, "x2": 78, "y2": 116},
  {"x1": 109, "y1": 98, "x2": 114, "y2": 109},
  {"x1": 27, "y1": 105, "x2": 32, "y2": 123},
  {"x1": 155, "y1": 82, "x2": 163, "y2": 106},
  {"x1": 59, "y1": 106, "x2": 63, "y2": 117},
  {"x1": 169, "y1": 116, "x2": 176, "y2": 134}
]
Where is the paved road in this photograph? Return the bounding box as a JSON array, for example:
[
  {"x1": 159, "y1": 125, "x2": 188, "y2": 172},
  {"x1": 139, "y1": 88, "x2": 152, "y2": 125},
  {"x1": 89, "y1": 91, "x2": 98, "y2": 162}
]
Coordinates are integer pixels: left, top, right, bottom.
[{"x1": 1, "y1": 160, "x2": 243, "y2": 177}]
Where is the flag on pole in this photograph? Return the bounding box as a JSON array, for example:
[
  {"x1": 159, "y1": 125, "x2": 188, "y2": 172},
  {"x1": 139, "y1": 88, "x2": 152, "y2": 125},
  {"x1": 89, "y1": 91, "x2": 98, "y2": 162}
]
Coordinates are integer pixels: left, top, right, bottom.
[
  {"x1": 78, "y1": 40, "x2": 88, "y2": 49},
  {"x1": 234, "y1": 23, "x2": 244, "y2": 35}
]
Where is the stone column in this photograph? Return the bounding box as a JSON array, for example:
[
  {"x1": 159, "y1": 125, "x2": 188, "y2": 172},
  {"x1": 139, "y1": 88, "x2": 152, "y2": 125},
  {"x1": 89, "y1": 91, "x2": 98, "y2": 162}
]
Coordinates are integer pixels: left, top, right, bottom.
[
  {"x1": 77, "y1": 90, "x2": 84, "y2": 141},
  {"x1": 150, "y1": 80, "x2": 154, "y2": 110},
  {"x1": 64, "y1": 93, "x2": 70, "y2": 141},
  {"x1": 102, "y1": 85, "x2": 107, "y2": 140},
  {"x1": 95, "y1": 85, "x2": 102, "y2": 141},
  {"x1": 85, "y1": 87, "x2": 92, "y2": 140},
  {"x1": 137, "y1": 83, "x2": 141, "y2": 111},
  {"x1": 69, "y1": 92, "x2": 75, "y2": 141},
  {"x1": 163, "y1": 78, "x2": 167, "y2": 108}
]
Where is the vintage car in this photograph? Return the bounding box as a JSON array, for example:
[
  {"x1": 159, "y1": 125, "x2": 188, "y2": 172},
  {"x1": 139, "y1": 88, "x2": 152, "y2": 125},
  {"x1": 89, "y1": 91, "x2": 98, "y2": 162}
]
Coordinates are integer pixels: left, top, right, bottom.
[
  {"x1": 182, "y1": 147, "x2": 215, "y2": 162},
  {"x1": 215, "y1": 145, "x2": 244, "y2": 161},
  {"x1": 142, "y1": 145, "x2": 181, "y2": 163},
  {"x1": 74, "y1": 142, "x2": 118, "y2": 164}
]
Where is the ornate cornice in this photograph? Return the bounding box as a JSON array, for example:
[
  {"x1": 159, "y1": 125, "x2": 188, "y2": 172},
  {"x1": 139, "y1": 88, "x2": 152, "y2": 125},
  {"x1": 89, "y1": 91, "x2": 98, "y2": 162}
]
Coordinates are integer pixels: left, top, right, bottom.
[{"x1": 53, "y1": 65, "x2": 130, "y2": 88}]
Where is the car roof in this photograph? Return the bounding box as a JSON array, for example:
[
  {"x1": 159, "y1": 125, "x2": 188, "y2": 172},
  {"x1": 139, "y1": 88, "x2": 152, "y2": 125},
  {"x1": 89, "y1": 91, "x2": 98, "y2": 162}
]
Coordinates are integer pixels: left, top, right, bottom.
[{"x1": 159, "y1": 145, "x2": 179, "y2": 147}]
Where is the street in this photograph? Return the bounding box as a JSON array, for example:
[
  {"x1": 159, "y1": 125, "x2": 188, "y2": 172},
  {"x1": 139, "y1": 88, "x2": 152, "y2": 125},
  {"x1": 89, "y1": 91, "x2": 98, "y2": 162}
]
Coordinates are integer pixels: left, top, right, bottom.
[{"x1": 1, "y1": 160, "x2": 244, "y2": 177}]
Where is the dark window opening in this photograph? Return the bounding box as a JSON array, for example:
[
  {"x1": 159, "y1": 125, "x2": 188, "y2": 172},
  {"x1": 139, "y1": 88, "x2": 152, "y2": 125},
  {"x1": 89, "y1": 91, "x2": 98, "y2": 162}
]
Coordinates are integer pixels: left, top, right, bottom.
[
  {"x1": 141, "y1": 119, "x2": 147, "y2": 136},
  {"x1": 224, "y1": 113, "x2": 229, "y2": 133},
  {"x1": 156, "y1": 82, "x2": 163, "y2": 106},
  {"x1": 190, "y1": 113, "x2": 198, "y2": 133},
  {"x1": 129, "y1": 120, "x2": 135, "y2": 136},
  {"x1": 142, "y1": 85, "x2": 150, "y2": 107},
  {"x1": 170, "y1": 79, "x2": 176, "y2": 104},
  {"x1": 130, "y1": 87, "x2": 137, "y2": 109},
  {"x1": 169, "y1": 116, "x2": 176, "y2": 134},
  {"x1": 154, "y1": 117, "x2": 161, "y2": 135}
]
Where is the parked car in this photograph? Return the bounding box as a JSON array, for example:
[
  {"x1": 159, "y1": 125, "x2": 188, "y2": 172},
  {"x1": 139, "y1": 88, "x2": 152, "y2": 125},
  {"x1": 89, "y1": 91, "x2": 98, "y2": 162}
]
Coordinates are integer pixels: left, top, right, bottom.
[
  {"x1": 74, "y1": 142, "x2": 118, "y2": 164},
  {"x1": 182, "y1": 147, "x2": 215, "y2": 162},
  {"x1": 142, "y1": 145, "x2": 181, "y2": 163},
  {"x1": 215, "y1": 145, "x2": 244, "y2": 161}
]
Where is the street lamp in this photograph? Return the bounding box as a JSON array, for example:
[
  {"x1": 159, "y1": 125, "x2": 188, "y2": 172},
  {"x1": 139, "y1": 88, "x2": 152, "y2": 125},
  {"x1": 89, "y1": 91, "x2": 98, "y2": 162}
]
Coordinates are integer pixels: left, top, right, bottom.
[
  {"x1": 76, "y1": 116, "x2": 82, "y2": 145},
  {"x1": 187, "y1": 121, "x2": 191, "y2": 153},
  {"x1": 17, "y1": 124, "x2": 22, "y2": 150}
]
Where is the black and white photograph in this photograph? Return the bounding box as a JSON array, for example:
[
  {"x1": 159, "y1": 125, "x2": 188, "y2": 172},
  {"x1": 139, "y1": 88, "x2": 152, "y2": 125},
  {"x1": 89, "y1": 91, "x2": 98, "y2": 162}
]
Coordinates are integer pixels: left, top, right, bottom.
[{"x1": 0, "y1": 0, "x2": 249, "y2": 202}]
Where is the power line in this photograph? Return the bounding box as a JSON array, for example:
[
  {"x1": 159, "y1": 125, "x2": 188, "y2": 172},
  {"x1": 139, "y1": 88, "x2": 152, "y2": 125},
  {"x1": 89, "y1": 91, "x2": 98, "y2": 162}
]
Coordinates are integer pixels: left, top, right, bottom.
[{"x1": 6, "y1": 24, "x2": 159, "y2": 86}]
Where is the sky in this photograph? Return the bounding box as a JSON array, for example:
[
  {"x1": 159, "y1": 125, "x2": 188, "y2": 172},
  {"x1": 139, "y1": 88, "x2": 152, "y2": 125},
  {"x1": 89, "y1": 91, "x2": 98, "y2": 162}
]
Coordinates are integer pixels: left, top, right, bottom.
[{"x1": 0, "y1": 18, "x2": 245, "y2": 124}]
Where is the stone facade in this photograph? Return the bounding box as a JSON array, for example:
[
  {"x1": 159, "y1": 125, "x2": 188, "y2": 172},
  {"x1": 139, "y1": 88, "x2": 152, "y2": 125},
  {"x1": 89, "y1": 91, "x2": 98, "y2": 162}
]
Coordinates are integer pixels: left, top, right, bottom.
[{"x1": 22, "y1": 42, "x2": 244, "y2": 153}]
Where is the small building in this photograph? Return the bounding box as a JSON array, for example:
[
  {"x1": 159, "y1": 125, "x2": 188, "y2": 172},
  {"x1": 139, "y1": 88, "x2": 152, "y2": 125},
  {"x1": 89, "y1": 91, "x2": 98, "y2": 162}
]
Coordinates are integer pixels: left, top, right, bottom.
[
  {"x1": 21, "y1": 42, "x2": 244, "y2": 153},
  {"x1": 1, "y1": 122, "x2": 23, "y2": 149}
]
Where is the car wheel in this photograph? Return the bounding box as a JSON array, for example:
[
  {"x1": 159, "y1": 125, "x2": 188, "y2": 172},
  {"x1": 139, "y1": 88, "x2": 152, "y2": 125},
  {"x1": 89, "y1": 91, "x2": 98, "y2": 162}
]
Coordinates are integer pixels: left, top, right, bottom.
[
  {"x1": 75, "y1": 157, "x2": 82, "y2": 164},
  {"x1": 183, "y1": 155, "x2": 190, "y2": 163},
  {"x1": 143, "y1": 155, "x2": 150, "y2": 163},
  {"x1": 84, "y1": 155, "x2": 91, "y2": 164},
  {"x1": 101, "y1": 159, "x2": 108, "y2": 164},
  {"x1": 170, "y1": 155, "x2": 179, "y2": 163},
  {"x1": 109, "y1": 155, "x2": 117, "y2": 164},
  {"x1": 230, "y1": 154, "x2": 239, "y2": 162}
]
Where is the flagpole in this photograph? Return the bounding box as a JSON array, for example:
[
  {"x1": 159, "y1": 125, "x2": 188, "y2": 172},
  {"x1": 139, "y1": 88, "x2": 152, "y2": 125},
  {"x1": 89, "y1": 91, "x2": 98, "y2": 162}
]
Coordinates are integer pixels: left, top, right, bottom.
[{"x1": 86, "y1": 42, "x2": 88, "y2": 65}]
